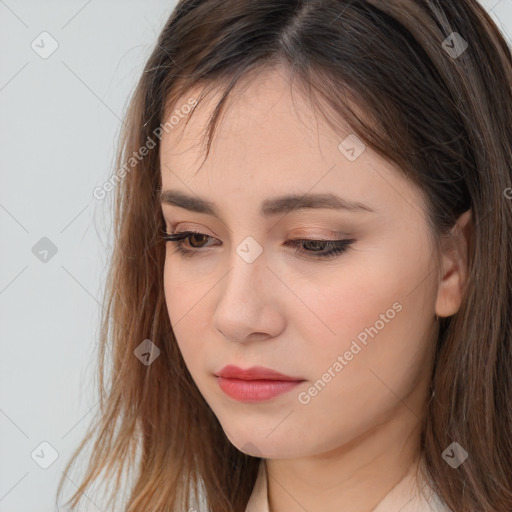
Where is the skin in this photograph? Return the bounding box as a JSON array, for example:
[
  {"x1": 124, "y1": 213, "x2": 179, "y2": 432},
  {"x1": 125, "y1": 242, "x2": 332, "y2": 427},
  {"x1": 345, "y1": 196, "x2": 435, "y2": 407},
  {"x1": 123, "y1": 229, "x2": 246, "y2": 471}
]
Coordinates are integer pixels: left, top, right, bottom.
[{"x1": 159, "y1": 66, "x2": 471, "y2": 512}]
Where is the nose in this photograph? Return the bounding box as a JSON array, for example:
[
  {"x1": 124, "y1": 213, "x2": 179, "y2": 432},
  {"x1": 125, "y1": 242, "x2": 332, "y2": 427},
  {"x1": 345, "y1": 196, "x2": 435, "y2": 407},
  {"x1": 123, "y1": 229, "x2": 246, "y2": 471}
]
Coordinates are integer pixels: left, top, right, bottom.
[{"x1": 212, "y1": 252, "x2": 286, "y2": 343}]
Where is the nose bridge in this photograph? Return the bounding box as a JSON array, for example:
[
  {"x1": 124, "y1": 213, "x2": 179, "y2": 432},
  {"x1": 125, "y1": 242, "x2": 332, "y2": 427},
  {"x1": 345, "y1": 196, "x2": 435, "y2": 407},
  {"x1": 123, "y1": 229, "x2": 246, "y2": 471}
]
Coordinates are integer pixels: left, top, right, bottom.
[
  {"x1": 223, "y1": 238, "x2": 268, "y2": 307},
  {"x1": 213, "y1": 238, "x2": 278, "y2": 341}
]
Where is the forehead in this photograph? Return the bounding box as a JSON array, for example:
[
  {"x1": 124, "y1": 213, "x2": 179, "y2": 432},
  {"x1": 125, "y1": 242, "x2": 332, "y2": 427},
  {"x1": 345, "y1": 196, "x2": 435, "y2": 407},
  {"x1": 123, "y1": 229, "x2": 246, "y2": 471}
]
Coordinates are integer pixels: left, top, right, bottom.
[
  {"x1": 158, "y1": 68, "x2": 425, "y2": 221},
  {"x1": 162, "y1": 71, "x2": 341, "y2": 179},
  {"x1": 161, "y1": 68, "x2": 340, "y2": 163}
]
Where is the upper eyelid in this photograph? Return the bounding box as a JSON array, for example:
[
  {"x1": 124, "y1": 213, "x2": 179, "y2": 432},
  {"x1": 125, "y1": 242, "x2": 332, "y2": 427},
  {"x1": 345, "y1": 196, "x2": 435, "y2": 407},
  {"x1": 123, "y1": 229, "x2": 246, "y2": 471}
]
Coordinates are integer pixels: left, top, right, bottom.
[
  {"x1": 163, "y1": 218, "x2": 353, "y2": 238},
  {"x1": 162, "y1": 213, "x2": 233, "y2": 236},
  {"x1": 165, "y1": 230, "x2": 353, "y2": 247},
  {"x1": 165, "y1": 226, "x2": 349, "y2": 238}
]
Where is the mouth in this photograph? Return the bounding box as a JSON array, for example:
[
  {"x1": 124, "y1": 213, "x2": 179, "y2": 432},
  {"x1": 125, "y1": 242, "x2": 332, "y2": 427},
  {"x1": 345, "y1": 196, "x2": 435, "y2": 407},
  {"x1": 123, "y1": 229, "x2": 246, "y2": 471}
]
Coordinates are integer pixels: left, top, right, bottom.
[
  {"x1": 214, "y1": 365, "x2": 306, "y2": 402},
  {"x1": 215, "y1": 364, "x2": 304, "y2": 381}
]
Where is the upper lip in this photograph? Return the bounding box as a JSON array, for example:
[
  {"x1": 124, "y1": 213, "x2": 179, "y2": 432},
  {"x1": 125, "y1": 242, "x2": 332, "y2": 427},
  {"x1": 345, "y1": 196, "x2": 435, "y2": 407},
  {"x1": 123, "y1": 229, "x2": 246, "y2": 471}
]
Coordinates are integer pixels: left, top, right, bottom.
[{"x1": 215, "y1": 365, "x2": 304, "y2": 381}]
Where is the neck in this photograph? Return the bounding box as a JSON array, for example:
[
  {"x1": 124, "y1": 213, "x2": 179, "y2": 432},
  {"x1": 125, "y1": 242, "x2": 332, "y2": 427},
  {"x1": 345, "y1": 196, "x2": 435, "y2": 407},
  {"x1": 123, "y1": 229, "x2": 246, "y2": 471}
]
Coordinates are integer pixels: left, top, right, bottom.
[{"x1": 265, "y1": 405, "x2": 426, "y2": 512}]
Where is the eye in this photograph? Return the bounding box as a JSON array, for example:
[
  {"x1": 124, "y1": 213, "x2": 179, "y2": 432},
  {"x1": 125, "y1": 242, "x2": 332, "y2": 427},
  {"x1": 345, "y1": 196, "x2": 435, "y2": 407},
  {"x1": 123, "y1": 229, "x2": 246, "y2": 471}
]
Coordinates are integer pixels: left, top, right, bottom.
[
  {"x1": 161, "y1": 229, "x2": 355, "y2": 260},
  {"x1": 161, "y1": 230, "x2": 218, "y2": 258},
  {"x1": 284, "y1": 237, "x2": 355, "y2": 260}
]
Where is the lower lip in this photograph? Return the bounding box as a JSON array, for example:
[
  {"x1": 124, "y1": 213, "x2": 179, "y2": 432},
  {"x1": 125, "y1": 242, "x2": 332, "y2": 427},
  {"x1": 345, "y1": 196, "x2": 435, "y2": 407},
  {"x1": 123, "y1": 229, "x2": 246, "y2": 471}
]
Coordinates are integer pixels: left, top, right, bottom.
[{"x1": 216, "y1": 377, "x2": 304, "y2": 402}]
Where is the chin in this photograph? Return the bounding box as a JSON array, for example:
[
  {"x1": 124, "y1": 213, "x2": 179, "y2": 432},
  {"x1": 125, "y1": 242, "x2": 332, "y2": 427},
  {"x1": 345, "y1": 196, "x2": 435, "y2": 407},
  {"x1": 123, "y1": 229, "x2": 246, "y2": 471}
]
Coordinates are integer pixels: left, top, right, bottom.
[{"x1": 225, "y1": 428, "x2": 305, "y2": 459}]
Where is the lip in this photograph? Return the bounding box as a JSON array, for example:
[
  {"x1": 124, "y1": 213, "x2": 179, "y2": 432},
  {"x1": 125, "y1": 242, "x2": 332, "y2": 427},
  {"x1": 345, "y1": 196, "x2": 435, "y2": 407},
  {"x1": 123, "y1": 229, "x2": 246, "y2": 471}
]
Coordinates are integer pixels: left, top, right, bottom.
[
  {"x1": 215, "y1": 365, "x2": 305, "y2": 402},
  {"x1": 215, "y1": 365, "x2": 303, "y2": 381}
]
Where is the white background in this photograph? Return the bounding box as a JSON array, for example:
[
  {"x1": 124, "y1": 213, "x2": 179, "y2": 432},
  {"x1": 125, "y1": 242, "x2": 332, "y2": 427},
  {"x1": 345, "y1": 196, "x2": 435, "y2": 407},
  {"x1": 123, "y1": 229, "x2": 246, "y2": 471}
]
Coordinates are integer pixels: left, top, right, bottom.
[{"x1": 0, "y1": 1, "x2": 511, "y2": 511}]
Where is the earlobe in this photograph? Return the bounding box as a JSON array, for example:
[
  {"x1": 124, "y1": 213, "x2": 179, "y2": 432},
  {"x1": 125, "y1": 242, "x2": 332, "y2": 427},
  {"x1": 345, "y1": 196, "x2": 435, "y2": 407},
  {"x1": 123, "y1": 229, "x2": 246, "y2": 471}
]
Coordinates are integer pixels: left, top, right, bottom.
[{"x1": 434, "y1": 209, "x2": 472, "y2": 318}]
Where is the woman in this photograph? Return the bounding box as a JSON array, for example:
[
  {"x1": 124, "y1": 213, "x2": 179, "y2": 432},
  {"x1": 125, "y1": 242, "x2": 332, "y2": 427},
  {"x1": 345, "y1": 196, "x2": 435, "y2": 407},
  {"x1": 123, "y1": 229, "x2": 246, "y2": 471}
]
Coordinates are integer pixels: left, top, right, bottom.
[{"x1": 58, "y1": 1, "x2": 512, "y2": 511}]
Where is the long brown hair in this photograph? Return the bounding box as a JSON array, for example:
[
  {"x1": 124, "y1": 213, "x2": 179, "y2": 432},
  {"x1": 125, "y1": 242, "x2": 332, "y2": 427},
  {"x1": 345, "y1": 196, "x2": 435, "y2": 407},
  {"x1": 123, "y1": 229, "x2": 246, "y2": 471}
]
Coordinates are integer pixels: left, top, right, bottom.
[{"x1": 57, "y1": 1, "x2": 512, "y2": 510}]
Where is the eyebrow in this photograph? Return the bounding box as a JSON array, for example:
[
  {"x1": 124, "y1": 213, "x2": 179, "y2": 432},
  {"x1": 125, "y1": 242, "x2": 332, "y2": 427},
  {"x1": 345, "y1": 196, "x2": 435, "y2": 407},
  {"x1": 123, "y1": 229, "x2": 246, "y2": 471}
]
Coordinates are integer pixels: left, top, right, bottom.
[{"x1": 160, "y1": 190, "x2": 376, "y2": 217}]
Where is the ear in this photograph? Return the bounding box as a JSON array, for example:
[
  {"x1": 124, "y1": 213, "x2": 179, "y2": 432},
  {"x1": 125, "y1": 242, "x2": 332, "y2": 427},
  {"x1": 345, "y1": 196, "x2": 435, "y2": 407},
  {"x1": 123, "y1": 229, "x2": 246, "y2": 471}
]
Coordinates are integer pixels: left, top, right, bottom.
[{"x1": 435, "y1": 209, "x2": 472, "y2": 318}]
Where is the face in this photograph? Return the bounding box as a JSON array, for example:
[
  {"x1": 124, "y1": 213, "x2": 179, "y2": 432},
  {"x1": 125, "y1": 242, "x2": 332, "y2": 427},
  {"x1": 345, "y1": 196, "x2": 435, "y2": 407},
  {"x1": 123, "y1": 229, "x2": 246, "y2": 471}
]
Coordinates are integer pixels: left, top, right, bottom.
[{"x1": 159, "y1": 67, "x2": 441, "y2": 459}]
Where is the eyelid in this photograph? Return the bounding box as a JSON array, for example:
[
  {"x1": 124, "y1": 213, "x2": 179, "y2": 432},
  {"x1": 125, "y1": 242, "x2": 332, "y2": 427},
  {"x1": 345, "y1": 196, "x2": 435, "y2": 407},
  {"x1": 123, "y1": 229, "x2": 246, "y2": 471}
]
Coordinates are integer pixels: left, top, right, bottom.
[
  {"x1": 164, "y1": 219, "x2": 351, "y2": 239},
  {"x1": 290, "y1": 230, "x2": 351, "y2": 240},
  {"x1": 167, "y1": 230, "x2": 351, "y2": 245},
  {"x1": 165, "y1": 221, "x2": 220, "y2": 238}
]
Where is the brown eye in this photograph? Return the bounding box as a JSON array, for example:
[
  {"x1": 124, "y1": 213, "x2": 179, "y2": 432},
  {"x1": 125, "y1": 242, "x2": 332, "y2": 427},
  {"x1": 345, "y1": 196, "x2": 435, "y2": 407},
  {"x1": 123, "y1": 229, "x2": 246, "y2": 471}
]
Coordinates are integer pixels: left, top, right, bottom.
[
  {"x1": 187, "y1": 233, "x2": 210, "y2": 248},
  {"x1": 284, "y1": 238, "x2": 355, "y2": 260},
  {"x1": 161, "y1": 229, "x2": 355, "y2": 260},
  {"x1": 161, "y1": 230, "x2": 219, "y2": 257}
]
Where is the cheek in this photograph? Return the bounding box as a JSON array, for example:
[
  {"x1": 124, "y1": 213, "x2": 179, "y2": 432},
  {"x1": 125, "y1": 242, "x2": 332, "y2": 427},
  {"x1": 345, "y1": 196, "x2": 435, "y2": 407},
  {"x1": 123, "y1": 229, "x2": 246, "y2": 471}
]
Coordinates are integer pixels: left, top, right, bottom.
[
  {"x1": 292, "y1": 247, "x2": 436, "y2": 408},
  {"x1": 287, "y1": 278, "x2": 399, "y2": 398},
  {"x1": 311, "y1": 234, "x2": 434, "y2": 346},
  {"x1": 163, "y1": 256, "x2": 210, "y2": 320},
  {"x1": 163, "y1": 262, "x2": 207, "y2": 356}
]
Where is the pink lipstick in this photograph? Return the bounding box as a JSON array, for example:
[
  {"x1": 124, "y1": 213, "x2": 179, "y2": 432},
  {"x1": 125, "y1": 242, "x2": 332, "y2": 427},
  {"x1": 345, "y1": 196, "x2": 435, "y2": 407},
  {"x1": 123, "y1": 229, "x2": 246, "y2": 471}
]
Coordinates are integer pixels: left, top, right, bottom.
[{"x1": 215, "y1": 365, "x2": 305, "y2": 402}]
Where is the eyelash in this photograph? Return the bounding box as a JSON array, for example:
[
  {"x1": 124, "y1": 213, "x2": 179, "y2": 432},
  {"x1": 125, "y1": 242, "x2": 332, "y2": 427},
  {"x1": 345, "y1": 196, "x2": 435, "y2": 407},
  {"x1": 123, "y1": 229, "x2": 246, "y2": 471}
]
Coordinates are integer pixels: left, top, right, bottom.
[{"x1": 160, "y1": 229, "x2": 355, "y2": 260}]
